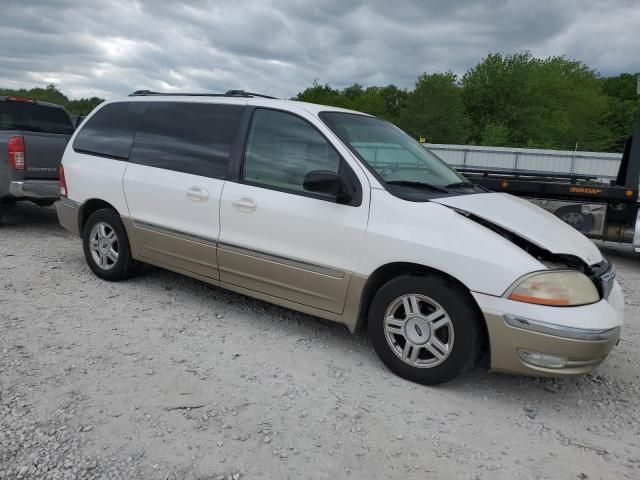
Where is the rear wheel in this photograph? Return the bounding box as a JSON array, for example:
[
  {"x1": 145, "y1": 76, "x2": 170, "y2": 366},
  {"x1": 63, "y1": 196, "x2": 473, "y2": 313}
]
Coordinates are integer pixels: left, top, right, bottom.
[
  {"x1": 83, "y1": 209, "x2": 136, "y2": 281},
  {"x1": 369, "y1": 274, "x2": 483, "y2": 385}
]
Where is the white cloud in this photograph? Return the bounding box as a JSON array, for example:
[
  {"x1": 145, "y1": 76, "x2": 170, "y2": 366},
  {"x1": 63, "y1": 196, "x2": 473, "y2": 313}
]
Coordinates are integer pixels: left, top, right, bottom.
[{"x1": 0, "y1": 0, "x2": 637, "y2": 100}]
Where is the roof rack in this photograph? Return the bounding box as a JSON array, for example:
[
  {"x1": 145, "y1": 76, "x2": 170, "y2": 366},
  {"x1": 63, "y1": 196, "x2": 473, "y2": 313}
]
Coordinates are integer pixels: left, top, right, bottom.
[{"x1": 128, "y1": 89, "x2": 277, "y2": 99}]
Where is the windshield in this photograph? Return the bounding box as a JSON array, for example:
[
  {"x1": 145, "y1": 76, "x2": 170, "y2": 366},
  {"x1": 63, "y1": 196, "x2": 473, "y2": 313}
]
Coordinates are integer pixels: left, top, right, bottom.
[
  {"x1": 0, "y1": 101, "x2": 74, "y2": 135},
  {"x1": 320, "y1": 112, "x2": 466, "y2": 187}
]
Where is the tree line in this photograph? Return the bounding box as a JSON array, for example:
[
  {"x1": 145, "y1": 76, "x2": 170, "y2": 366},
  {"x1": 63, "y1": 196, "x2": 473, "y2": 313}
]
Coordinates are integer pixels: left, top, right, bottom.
[
  {"x1": 297, "y1": 52, "x2": 639, "y2": 153},
  {"x1": 2, "y1": 52, "x2": 638, "y2": 152},
  {"x1": 0, "y1": 84, "x2": 103, "y2": 116}
]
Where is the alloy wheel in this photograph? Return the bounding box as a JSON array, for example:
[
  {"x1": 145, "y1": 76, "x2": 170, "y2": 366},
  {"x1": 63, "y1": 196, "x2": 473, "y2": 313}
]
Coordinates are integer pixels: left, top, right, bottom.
[
  {"x1": 88, "y1": 221, "x2": 119, "y2": 270},
  {"x1": 383, "y1": 294, "x2": 455, "y2": 368}
]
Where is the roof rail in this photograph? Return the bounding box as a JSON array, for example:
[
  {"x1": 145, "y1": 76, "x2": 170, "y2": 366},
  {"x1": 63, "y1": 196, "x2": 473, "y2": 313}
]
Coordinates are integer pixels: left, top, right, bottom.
[
  {"x1": 128, "y1": 89, "x2": 277, "y2": 99},
  {"x1": 224, "y1": 90, "x2": 277, "y2": 99}
]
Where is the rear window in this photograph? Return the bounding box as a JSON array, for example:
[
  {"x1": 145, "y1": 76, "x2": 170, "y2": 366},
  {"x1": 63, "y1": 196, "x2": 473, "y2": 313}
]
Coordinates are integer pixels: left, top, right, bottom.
[
  {"x1": 0, "y1": 101, "x2": 74, "y2": 135},
  {"x1": 129, "y1": 102, "x2": 244, "y2": 179},
  {"x1": 73, "y1": 102, "x2": 147, "y2": 159}
]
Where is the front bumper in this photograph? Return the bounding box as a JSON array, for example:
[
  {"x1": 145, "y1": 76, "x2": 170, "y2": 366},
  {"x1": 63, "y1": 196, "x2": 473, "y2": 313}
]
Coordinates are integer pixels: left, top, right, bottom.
[
  {"x1": 55, "y1": 197, "x2": 81, "y2": 236},
  {"x1": 473, "y1": 280, "x2": 624, "y2": 377},
  {"x1": 9, "y1": 180, "x2": 59, "y2": 199}
]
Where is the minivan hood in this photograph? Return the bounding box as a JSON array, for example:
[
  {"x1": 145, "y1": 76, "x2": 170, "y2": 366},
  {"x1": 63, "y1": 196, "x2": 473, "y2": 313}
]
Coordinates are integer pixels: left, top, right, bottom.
[{"x1": 432, "y1": 193, "x2": 603, "y2": 265}]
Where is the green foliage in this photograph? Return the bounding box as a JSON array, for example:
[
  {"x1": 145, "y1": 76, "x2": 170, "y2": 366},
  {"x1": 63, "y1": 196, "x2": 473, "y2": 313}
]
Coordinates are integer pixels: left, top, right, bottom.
[
  {"x1": 398, "y1": 72, "x2": 471, "y2": 144},
  {"x1": 0, "y1": 83, "x2": 104, "y2": 116},
  {"x1": 296, "y1": 54, "x2": 639, "y2": 153},
  {"x1": 480, "y1": 122, "x2": 510, "y2": 146},
  {"x1": 462, "y1": 52, "x2": 614, "y2": 151},
  {"x1": 599, "y1": 73, "x2": 640, "y2": 151},
  {"x1": 296, "y1": 80, "x2": 409, "y2": 125}
]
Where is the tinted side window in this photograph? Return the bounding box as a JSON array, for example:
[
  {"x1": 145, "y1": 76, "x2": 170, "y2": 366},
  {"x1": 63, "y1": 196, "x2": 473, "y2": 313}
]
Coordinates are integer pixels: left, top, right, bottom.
[
  {"x1": 130, "y1": 102, "x2": 244, "y2": 179},
  {"x1": 73, "y1": 102, "x2": 146, "y2": 159},
  {"x1": 243, "y1": 109, "x2": 340, "y2": 192}
]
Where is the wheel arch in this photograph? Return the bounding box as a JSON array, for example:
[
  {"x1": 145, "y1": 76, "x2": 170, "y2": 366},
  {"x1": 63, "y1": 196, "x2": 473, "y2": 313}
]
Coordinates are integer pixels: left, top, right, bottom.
[
  {"x1": 78, "y1": 198, "x2": 120, "y2": 234},
  {"x1": 354, "y1": 262, "x2": 488, "y2": 349}
]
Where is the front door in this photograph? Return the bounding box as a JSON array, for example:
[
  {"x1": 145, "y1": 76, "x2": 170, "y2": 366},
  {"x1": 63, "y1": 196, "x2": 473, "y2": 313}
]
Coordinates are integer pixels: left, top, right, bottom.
[{"x1": 218, "y1": 107, "x2": 369, "y2": 313}]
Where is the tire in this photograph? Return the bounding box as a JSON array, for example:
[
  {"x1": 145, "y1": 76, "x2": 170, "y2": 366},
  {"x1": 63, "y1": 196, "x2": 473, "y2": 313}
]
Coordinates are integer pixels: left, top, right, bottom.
[
  {"x1": 82, "y1": 208, "x2": 137, "y2": 281},
  {"x1": 369, "y1": 274, "x2": 483, "y2": 385},
  {"x1": 555, "y1": 206, "x2": 594, "y2": 233}
]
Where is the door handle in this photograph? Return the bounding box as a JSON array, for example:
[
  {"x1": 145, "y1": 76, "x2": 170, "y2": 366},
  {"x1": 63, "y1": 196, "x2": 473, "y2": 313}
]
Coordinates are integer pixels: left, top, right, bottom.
[
  {"x1": 231, "y1": 197, "x2": 257, "y2": 213},
  {"x1": 186, "y1": 186, "x2": 209, "y2": 202}
]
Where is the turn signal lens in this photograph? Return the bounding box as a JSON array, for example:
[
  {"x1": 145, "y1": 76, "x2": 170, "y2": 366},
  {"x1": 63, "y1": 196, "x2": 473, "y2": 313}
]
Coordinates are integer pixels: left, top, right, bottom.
[{"x1": 508, "y1": 271, "x2": 599, "y2": 306}]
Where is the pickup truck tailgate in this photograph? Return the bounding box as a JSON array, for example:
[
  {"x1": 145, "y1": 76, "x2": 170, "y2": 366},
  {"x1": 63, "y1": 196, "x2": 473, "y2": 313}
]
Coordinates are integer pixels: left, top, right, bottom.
[{"x1": 23, "y1": 132, "x2": 70, "y2": 179}]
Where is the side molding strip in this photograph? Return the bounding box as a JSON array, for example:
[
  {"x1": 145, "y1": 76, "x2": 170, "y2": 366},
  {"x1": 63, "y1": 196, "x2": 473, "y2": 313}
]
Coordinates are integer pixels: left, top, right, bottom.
[
  {"x1": 129, "y1": 219, "x2": 346, "y2": 279},
  {"x1": 218, "y1": 242, "x2": 346, "y2": 279},
  {"x1": 132, "y1": 219, "x2": 218, "y2": 246}
]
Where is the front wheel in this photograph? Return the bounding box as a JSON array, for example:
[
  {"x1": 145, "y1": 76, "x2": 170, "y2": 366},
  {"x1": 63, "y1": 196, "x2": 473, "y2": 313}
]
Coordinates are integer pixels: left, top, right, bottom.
[
  {"x1": 83, "y1": 209, "x2": 137, "y2": 281},
  {"x1": 369, "y1": 274, "x2": 483, "y2": 385}
]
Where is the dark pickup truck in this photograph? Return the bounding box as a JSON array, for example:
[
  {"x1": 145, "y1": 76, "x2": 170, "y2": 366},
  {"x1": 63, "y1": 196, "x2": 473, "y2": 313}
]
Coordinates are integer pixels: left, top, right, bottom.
[{"x1": 0, "y1": 96, "x2": 75, "y2": 221}]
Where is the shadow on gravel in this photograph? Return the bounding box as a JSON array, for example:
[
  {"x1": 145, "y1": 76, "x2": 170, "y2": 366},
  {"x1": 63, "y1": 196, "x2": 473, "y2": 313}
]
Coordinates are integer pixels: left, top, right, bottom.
[{"x1": 1, "y1": 202, "x2": 61, "y2": 229}]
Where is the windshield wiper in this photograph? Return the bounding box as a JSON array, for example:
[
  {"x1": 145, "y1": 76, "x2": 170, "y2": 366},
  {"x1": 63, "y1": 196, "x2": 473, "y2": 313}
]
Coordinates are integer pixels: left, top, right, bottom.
[
  {"x1": 386, "y1": 180, "x2": 448, "y2": 193},
  {"x1": 445, "y1": 181, "x2": 476, "y2": 189}
]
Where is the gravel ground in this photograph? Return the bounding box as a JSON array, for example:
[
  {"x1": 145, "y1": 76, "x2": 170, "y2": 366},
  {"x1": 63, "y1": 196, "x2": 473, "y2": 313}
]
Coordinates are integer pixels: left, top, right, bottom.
[{"x1": 1, "y1": 202, "x2": 639, "y2": 480}]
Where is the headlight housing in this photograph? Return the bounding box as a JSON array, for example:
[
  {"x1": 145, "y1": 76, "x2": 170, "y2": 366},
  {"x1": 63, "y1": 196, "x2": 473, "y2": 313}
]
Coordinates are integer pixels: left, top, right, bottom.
[{"x1": 507, "y1": 271, "x2": 599, "y2": 306}]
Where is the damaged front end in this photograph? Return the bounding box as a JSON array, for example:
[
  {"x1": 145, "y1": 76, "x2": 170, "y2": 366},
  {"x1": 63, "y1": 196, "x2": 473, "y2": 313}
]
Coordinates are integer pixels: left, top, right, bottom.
[{"x1": 455, "y1": 209, "x2": 616, "y2": 301}]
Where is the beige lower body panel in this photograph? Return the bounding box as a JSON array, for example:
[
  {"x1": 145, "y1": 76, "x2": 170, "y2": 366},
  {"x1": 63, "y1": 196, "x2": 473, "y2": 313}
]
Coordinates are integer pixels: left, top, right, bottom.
[
  {"x1": 123, "y1": 218, "x2": 219, "y2": 280},
  {"x1": 55, "y1": 198, "x2": 80, "y2": 236},
  {"x1": 121, "y1": 218, "x2": 367, "y2": 330},
  {"x1": 217, "y1": 247, "x2": 351, "y2": 315},
  {"x1": 484, "y1": 312, "x2": 618, "y2": 377},
  {"x1": 219, "y1": 273, "x2": 366, "y2": 332}
]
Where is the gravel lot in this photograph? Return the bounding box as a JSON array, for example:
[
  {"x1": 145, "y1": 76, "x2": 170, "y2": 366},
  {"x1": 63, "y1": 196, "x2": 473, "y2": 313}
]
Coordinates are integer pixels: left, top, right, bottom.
[{"x1": 1, "y1": 202, "x2": 639, "y2": 480}]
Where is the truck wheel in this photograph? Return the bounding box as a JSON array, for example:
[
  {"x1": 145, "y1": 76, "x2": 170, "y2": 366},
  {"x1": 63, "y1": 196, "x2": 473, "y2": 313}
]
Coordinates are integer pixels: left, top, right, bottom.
[
  {"x1": 369, "y1": 274, "x2": 483, "y2": 385},
  {"x1": 555, "y1": 206, "x2": 594, "y2": 233},
  {"x1": 82, "y1": 209, "x2": 137, "y2": 281}
]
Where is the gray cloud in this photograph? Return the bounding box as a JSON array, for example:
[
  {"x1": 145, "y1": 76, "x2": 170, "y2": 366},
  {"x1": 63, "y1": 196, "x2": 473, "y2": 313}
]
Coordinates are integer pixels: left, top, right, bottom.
[{"x1": 0, "y1": 0, "x2": 638, "y2": 100}]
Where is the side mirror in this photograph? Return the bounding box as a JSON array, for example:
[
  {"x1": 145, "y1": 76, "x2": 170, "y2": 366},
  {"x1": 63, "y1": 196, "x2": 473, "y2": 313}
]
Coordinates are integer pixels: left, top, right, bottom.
[{"x1": 303, "y1": 170, "x2": 351, "y2": 202}]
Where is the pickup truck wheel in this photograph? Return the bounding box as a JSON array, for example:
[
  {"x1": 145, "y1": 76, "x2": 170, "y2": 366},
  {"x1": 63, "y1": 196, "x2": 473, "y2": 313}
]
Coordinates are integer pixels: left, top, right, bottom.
[
  {"x1": 369, "y1": 274, "x2": 483, "y2": 385},
  {"x1": 83, "y1": 209, "x2": 136, "y2": 281}
]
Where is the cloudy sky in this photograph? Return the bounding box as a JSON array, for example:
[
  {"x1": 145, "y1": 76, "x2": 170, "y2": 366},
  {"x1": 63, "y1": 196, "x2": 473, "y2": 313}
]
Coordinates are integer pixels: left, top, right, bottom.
[{"x1": 1, "y1": 0, "x2": 639, "y2": 100}]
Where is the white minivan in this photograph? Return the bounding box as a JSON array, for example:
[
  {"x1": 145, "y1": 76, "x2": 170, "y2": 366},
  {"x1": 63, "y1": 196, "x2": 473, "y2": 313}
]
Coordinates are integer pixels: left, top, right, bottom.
[{"x1": 56, "y1": 91, "x2": 624, "y2": 385}]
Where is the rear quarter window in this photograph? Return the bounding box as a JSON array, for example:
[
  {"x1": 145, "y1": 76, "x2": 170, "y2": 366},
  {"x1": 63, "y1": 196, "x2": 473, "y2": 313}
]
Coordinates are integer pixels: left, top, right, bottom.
[
  {"x1": 73, "y1": 102, "x2": 147, "y2": 159},
  {"x1": 129, "y1": 102, "x2": 244, "y2": 179}
]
